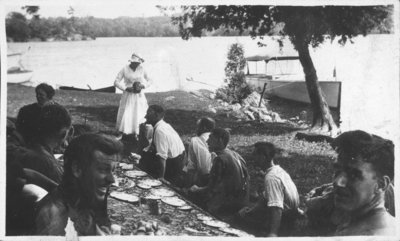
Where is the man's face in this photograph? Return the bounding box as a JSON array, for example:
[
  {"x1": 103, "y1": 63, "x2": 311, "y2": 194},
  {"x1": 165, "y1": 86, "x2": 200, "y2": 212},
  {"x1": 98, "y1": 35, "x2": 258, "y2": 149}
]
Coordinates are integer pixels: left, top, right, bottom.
[
  {"x1": 253, "y1": 149, "x2": 267, "y2": 169},
  {"x1": 80, "y1": 150, "x2": 118, "y2": 205},
  {"x1": 55, "y1": 126, "x2": 72, "y2": 149},
  {"x1": 332, "y1": 153, "x2": 379, "y2": 212},
  {"x1": 207, "y1": 133, "x2": 222, "y2": 152},
  {"x1": 145, "y1": 108, "x2": 159, "y2": 126}
]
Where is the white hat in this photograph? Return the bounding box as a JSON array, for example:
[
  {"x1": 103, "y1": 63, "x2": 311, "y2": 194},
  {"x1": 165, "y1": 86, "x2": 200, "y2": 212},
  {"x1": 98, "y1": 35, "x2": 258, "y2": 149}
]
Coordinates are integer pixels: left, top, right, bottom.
[{"x1": 129, "y1": 53, "x2": 144, "y2": 63}]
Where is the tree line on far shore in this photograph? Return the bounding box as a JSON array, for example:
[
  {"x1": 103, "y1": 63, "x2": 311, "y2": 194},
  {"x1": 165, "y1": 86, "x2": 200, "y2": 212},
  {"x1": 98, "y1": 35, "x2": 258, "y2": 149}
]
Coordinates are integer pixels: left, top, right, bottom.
[{"x1": 6, "y1": 12, "x2": 251, "y2": 42}]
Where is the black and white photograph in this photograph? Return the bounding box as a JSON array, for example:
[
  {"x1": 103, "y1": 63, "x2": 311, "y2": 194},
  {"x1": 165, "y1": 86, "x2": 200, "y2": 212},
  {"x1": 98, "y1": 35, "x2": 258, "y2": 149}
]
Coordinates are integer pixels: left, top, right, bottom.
[{"x1": 2, "y1": 0, "x2": 399, "y2": 239}]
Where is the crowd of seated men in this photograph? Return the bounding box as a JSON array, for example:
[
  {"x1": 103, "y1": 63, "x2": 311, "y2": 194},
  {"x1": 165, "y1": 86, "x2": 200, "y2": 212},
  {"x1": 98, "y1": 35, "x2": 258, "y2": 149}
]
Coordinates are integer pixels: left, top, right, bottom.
[{"x1": 6, "y1": 85, "x2": 396, "y2": 237}]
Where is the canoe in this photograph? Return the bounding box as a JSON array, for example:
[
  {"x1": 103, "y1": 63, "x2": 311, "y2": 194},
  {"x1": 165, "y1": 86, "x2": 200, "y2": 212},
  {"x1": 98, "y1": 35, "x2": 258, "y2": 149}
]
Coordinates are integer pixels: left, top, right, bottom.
[
  {"x1": 7, "y1": 70, "x2": 34, "y2": 84},
  {"x1": 245, "y1": 55, "x2": 341, "y2": 108},
  {"x1": 59, "y1": 85, "x2": 116, "y2": 93}
]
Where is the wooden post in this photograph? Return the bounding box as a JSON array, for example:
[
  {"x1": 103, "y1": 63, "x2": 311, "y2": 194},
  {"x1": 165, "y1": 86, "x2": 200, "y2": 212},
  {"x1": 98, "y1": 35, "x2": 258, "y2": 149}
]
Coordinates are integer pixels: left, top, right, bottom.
[{"x1": 259, "y1": 83, "x2": 267, "y2": 107}]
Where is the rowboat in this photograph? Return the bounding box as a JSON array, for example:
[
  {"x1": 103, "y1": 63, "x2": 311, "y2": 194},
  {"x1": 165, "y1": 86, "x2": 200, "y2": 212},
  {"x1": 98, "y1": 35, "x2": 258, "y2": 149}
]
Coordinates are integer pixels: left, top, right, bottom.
[
  {"x1": 7, "y1": 69, "x2": 34, "y2": 84},
  {"x1": 59, "y1": 85, "x2": 116, "y2": 93},
  {"x1": 245, "y1": 55, "x2": 341, "y2": 108},
  {"x1": 7, "y1": 50, "x2": 34, "y2": 84}
]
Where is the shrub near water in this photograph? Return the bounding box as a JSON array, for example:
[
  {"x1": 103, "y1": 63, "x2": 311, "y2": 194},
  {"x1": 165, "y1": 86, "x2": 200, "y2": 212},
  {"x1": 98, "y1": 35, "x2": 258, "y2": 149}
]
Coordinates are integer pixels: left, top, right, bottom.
[{"x1": 216, "y1": 43, "x2": 253, "y2": 104}]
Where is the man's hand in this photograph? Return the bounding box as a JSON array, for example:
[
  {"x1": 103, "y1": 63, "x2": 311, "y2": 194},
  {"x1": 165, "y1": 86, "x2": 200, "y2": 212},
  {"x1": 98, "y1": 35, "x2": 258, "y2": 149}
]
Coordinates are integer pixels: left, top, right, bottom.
[{"x1": 238, "y1": 206, "x2": 251, "y2": 218}]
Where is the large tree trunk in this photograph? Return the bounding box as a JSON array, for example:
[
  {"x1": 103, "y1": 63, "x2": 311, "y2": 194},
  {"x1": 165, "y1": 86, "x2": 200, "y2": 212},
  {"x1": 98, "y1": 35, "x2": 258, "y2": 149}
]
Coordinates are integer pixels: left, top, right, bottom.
[{"x1": 295, "y1": 41, "x2": 338, "y2": 136}]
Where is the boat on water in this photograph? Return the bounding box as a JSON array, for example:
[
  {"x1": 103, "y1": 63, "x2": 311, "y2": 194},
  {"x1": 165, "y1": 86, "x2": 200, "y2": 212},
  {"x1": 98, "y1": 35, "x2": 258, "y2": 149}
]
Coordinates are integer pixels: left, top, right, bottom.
[
  {"x1": 245, "y1": 55, "x2": 341, "y2": 108},
  {"x1": 7, "y1": 49, "x2": 34, "y2": 84},
  {"x1": 59, "y1": 85, "x2": 116, "y2": 93}
]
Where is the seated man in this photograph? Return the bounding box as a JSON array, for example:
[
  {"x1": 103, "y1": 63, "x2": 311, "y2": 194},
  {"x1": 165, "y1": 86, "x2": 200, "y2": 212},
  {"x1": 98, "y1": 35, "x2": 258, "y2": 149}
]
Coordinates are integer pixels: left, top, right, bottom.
[
  {"x1": 305, "y1": 181, "x2": 395, "y2": 236},
  {"x1": 35, "y1": 133, "x2": 123, "y2": 235},
  {"x1": 18, "y1": 104, "x2": 72, "y2": 183},
  {"x1": 330, "y1": 130, "x2": 396, "y2": 236},
  {"x1": 183, "y1": 117, "x2": 215, "y2": 187},
  {"x1": 190, "y1": 128, "x2": 249, "y2": 219},
  {"x1": 16, "y1": 83, "x2": 56, "y2": 146},
  {"x1": 238, "y1": 142, "x2": 300, "y2": 237},
  {"x1": 140, "y1": 105, "x2": 185, "y2": 185}
]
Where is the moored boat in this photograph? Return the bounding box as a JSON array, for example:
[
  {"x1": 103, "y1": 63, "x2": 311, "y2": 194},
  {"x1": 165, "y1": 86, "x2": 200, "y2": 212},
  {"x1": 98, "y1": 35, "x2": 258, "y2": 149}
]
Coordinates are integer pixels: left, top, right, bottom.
[
  {"x1": 245, "y1": 55, "x2": 341, "y2": 108},
  {"x1": 7, "y1": 70, "x2": 34, "y2": 84},
  {"x1": 7, "y1": 48, "x2": 34, "y2": 84},
  {"x1": 59, "y1": 85, "x2": 116, "y2": 93}
]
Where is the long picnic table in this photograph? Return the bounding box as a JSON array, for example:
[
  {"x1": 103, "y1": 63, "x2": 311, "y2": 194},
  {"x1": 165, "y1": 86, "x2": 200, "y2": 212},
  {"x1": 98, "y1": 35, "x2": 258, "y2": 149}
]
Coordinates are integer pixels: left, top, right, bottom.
[{"x1": 107, "y1": 160, "x2": 252, "y2": 236}]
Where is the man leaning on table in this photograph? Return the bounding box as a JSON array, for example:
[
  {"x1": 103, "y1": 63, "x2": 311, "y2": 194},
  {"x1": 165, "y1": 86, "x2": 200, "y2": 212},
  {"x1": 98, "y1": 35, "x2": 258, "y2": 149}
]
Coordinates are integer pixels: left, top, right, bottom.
[
  {"x1": 140, "y1": 104, "x2": 185, "y2": 185},
  {"x1": 35, "y1": 133, "x2": 123, "y2": 235}
]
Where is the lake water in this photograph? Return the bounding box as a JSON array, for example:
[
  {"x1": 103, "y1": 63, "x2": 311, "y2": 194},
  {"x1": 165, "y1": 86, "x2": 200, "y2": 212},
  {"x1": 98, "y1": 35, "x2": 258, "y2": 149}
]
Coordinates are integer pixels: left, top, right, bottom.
[
  {"x1": 7, "y1": 36, "x2": 336, "y2": 91},
  {"x1": 6, "y1": 35, "x2": 399, "y2": 140}
]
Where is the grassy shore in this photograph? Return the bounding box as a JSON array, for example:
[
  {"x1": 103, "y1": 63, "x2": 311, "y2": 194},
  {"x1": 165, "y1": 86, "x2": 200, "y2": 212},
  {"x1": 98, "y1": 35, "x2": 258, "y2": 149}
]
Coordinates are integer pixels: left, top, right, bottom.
[{"x1": 7, "y1": 83, "x2": 337, "y2": 236}]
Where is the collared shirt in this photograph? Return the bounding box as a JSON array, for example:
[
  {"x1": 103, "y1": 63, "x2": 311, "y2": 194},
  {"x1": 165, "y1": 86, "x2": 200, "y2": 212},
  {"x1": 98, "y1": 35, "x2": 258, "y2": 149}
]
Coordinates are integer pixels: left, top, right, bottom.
[
  {"x1": 263, "y1": 165, "x2": 299, "y2": 211},
  {"x1": 153, "y1": 120, "x2": 185, "y2": 160},
  {"x1": 185, "y1": 132, "x2": 212, "y2": 175}
]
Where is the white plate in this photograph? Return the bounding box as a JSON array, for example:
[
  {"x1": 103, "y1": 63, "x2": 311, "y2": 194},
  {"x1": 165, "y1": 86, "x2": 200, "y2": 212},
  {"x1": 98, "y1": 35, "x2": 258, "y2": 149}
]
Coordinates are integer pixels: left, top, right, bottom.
[
  {"x1": 196, "y1": 214, "x2": 212, "y2": 221},
  {"x1": 138, "y1": 179, "x2": 162, "y2": 187},
  {"x1": 109, "y1": 192, "x2": 140, "y2": 203},
  {"x1": 150, "y1": 188, "x2": 175, "y2": 197},
  {"x1": 137, "y1": 183, "x2": 152, "y2": 189},
  {"x1": 125, "y1": 170, "x2": 147, "y2": 178},
  {"x1": 202, "y1": 220, "x2": 229, "y2": 228},
  {"x1": 120, "y1": 163, "x2": 134, "y2": 170},
  {"x1": 178, "y1": 205, "x2": 192, "y2": 211},
  {"x1": 219, "y1": 227, "x2": 249, "y2": 236},
  {"x1": 161, "y1": 197, "x2": 186, "y2": 207},
  {"x1": 112, "y1": 177, "x2": 135, "y2": 189},
  {"x1": 145, "y1": 194, "x2": 161, "y2": 200}
]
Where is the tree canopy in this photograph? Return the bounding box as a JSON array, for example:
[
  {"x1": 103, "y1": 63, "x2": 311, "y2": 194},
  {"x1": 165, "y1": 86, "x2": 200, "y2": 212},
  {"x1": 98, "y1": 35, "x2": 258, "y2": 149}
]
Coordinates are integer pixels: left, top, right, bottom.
[{"x1": 171, "y1": 5, "x2": 394, "y2": 134}]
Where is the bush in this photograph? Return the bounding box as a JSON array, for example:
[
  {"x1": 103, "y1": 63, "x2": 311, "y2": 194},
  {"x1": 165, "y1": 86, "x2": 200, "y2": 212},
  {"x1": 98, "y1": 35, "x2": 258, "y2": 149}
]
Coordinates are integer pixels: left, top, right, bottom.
[{"x1": 216, "y1": 43, "x2": 253, "y2": 104}]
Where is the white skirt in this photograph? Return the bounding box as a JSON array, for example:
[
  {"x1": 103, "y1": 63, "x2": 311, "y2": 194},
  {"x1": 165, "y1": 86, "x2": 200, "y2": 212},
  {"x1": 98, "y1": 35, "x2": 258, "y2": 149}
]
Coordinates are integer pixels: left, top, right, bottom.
[{"x1": 116, "y1": 92, "x2": 148, "y2": 134}]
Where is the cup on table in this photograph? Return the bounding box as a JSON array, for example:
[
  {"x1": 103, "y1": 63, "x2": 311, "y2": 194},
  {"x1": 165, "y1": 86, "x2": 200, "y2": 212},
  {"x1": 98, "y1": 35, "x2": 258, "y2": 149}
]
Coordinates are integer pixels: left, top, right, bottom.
[{"x1": 148, "y1": 199, "x2": 160, "y2": 215}]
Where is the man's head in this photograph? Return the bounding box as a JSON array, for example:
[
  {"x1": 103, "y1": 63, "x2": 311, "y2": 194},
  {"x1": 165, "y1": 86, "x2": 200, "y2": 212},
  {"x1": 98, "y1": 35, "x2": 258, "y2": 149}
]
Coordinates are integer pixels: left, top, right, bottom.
[
  {"x1": 207, "y1": 128, "x2": 229, "y2": 152},
  {"x1": 196, "y1": 117, "x2": 215, "y2": 136},
  {"x1": 35, "y1": 83, "x2": 55, "y2": 106},
  {"x1": 145, "y1": 105, "x2": 165, "y2": 126},
  {"x1": 253, "y1": 142, "x2": 276, "y2": 169},
  {"x1": 36, "y1": 104, "x2": 72, "y2": 148},
  {"x1": 63, "y1": 134, "x2": 123, "y2": 206},
  {"x1": 331, "y1": 130, "x2": 394, "y2": 212}
]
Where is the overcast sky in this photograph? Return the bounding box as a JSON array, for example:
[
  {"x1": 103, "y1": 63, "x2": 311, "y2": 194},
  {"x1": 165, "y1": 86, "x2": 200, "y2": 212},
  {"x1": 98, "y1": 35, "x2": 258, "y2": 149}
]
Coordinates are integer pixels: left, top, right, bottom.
[{"x1": 5, "y1": 4, "x2": 166, "y2": 18}]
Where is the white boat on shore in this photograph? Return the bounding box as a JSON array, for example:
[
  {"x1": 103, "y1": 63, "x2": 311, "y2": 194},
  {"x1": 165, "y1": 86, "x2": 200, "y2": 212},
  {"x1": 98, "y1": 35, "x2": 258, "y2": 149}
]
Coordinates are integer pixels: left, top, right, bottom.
[
  {"x1": 7, "y1": 48, "x2": 34, "y2": 84},
  {"x1": 245, "y1": 55, "x2": 341, "y2": 108}
]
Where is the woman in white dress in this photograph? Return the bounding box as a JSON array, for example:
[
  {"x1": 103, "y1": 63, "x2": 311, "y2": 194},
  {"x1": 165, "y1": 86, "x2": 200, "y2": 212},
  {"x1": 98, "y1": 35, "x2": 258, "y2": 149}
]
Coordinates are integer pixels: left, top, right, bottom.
[{"x1": 114, "y1": 53, "x2": 152, "y2": 136}]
